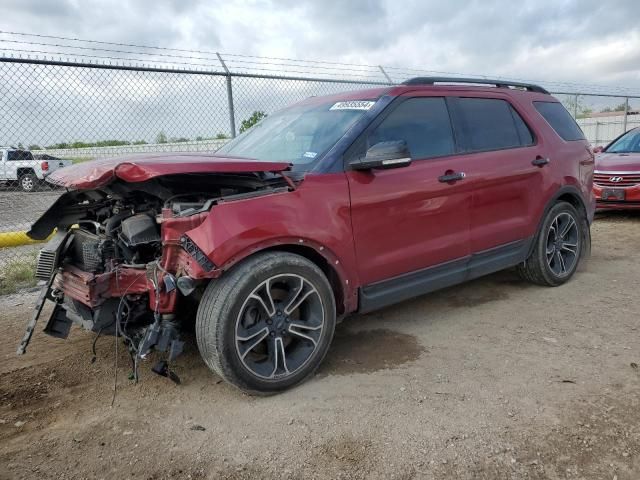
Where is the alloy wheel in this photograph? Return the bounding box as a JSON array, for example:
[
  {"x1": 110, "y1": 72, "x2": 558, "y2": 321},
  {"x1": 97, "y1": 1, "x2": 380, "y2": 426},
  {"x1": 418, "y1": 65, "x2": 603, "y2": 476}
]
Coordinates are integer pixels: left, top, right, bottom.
[
  {"x1": 546, "y1": 212, "x2": 579, "y2": 277},
  {"x1": 235, "y1": 274, "x2": 325, "y2": 380}
]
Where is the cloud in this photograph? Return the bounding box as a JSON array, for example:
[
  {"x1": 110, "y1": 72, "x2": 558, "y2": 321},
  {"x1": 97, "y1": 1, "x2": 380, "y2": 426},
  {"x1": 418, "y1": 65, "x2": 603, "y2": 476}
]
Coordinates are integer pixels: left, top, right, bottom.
[
  {"x1": 1, "y1": 0, "x2": 639, "y2": 90},
  {"x1": 1, "y1": 0, "x2": 639, "y2": 146}
]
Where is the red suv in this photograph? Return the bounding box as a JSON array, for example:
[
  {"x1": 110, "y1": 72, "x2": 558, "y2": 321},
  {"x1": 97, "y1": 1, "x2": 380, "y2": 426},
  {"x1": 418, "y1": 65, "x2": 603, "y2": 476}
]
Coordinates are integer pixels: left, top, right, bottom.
[{"x1": 20, "y1": 77, "x2": 595, "y2": 394}]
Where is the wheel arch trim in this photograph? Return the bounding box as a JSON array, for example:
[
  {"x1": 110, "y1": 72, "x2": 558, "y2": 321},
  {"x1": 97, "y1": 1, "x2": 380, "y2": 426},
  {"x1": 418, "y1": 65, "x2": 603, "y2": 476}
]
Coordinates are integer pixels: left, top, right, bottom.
[
  {"x1": 214, "y1": 238, "x2": 358, "y2": 317},
  {"x1": 528, "y1": 185, "x2": 591, "y2": 258}
]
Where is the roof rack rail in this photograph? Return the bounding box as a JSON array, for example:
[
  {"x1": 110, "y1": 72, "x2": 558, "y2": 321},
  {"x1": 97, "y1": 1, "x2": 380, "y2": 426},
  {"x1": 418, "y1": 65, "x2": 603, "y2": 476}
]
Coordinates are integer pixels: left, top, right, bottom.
[{"x1": 402, "y1": 76, "x2": 549, "y2": 94}]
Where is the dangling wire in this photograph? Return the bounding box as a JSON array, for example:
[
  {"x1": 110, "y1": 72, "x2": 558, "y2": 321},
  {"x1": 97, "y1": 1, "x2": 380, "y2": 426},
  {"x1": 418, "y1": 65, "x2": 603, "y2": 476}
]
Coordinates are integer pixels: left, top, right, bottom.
[
  {"x1": 91, "y1": 325, "x2": 107, "y2": 363},
  {"x1": 111, "y1": 266, "x2": 147, "y2": 406}
]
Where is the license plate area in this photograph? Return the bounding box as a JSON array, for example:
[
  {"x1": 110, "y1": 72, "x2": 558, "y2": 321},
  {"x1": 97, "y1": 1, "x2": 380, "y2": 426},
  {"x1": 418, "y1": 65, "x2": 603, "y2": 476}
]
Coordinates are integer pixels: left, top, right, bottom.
[{"x1": 602, "y1": 188, "x2": 625, "y2": 201}]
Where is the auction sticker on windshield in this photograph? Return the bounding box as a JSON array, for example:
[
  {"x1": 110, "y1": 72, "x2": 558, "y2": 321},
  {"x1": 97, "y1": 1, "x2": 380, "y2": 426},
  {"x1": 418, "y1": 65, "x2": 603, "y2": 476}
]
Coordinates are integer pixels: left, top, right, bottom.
[{"x1": 329, "y1": 101, "x2": 376, "y2": 111}]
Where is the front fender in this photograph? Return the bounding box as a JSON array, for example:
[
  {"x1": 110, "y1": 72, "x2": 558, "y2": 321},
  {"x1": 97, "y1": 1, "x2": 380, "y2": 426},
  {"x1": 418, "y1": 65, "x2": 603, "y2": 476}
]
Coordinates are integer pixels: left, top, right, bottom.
[{"x1": 184, "y1": 173, "x2": 360, "y2": 313}]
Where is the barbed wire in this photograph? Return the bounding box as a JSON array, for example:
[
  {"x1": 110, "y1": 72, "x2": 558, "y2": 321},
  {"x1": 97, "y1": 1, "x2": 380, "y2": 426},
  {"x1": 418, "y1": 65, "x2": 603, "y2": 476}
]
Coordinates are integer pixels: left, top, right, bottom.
[{"x1": 1, "y1": 30, "x2": 639, "y2": 96}]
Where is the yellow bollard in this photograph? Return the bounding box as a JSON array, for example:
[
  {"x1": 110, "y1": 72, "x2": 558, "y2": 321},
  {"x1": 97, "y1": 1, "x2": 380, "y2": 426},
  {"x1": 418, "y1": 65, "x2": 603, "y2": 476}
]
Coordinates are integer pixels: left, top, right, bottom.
[{"x1": 0, "y1": 230, "x2": 54, "y2": 248}]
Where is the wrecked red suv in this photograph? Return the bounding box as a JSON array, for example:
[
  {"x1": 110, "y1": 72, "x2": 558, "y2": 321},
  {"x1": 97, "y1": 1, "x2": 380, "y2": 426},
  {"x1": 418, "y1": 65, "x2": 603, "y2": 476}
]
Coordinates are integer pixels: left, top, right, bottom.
[{"x1": 19, "y1": 77, "x2": 595, "y2": 394}]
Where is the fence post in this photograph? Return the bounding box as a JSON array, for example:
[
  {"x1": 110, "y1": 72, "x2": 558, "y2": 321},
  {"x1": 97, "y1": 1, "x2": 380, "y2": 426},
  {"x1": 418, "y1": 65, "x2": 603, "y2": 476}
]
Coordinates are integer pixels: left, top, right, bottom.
[
  {"x1": 623, "y1": 97, "x2": 629, "y2": 133},
  {"x1": 216, "y1": 53, "x2": 236, "y2": 138},
  {"x1": 573, "y1": 94, "x2": 579, "y2": 119},
  {"x1": 378, "y1": 65, "x2": 393, "y2": 85}
]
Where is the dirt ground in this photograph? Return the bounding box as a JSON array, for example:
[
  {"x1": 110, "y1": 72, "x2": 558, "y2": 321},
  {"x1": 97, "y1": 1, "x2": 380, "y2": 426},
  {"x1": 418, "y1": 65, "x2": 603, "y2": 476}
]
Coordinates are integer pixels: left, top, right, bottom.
[{"x1": 1, "y1": 212, "x2": 639, "y2": 480}]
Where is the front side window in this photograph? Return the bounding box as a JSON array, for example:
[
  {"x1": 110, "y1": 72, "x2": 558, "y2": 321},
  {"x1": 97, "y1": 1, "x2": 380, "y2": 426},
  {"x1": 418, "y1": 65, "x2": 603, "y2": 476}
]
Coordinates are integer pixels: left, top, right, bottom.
[
  {"x1": 605, "y1": 128, "x2": 640, "y2": 153},
  {"x1": 455, "y1": 98, "x2": 531, "y2": 152},
  {"x1": 364, "y1": 97, "x2": 455, "y2": 159},
  {"x1": 217, "y1": 99, "x2": 377, "y2": 170},
  {"x1": 533, "y1": 101, "x2": 585, "y2": 141}
]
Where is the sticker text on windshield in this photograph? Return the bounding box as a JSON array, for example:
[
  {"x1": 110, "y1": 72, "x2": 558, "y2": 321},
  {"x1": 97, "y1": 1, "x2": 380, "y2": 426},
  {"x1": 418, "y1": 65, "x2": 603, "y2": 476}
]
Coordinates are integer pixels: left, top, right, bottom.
[{"x1": 329, "y1": 101, "x2": 376, "y2": 111}]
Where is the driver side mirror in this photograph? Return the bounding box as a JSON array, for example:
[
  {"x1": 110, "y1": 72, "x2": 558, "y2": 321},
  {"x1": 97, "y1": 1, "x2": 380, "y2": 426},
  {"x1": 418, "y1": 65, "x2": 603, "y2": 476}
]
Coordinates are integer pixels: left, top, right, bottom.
[
  {"x1": 350, "y1": 140, "x2": 412, "y2": 171},
  {"x1": 593, "y1": 145, "x2": 604, "y2": 153}
]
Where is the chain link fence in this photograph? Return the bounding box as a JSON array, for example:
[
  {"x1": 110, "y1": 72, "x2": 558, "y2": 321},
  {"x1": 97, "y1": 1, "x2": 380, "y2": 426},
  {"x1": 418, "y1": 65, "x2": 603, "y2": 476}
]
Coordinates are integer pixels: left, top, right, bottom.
[{"x1": 0, "y1": 55, "x2": 639, "y2": 296}]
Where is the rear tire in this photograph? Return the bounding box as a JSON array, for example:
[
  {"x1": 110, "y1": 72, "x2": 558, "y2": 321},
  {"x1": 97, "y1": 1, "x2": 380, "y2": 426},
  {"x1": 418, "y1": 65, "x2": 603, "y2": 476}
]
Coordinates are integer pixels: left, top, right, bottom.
[
  {"x1": 196, "y1": 252, "x2": 336, "y2": 395},
  {"x1": 517, "y1": 201, "x2": 585, "y2": 286},
  {"x1": 18, "y1": 173, "x2": 38, "y2": 192}
]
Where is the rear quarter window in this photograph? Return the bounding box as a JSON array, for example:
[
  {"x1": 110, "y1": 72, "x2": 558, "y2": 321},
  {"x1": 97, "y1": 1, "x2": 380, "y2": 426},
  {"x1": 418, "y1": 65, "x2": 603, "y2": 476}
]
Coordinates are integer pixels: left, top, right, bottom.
[{"x1": 533, "y1": 101, "x2": 585, "y2": 141}]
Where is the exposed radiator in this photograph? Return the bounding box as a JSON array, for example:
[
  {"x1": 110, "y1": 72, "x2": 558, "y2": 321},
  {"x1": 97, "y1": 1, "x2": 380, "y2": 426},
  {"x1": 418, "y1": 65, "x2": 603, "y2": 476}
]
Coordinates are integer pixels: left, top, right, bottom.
[{"x1": 35, "y1": 230, "x2": 70, "y2": 280}]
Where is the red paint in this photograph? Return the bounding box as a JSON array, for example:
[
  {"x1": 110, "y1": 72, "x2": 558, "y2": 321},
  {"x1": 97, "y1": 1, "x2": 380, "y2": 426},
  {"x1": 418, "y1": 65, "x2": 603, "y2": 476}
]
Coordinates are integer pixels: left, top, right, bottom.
[
  {"x1": 48, "y1": 153, "x2": 289, "y2": 189},
  {"x1": 184, "y1": 173, "x2": 359, "y2": 312},
  {"x1": 347, "y1": 158, "x2": 472, "y2": 284},
  {"x1": 51, "y1": 84, "x2": 595, "y2": 317},
  {"x1": 594, "y1": 151, "x2": 640, "y2": 210},
  {"x1": 55, "y1": 260, "x2": 176, "y2": 313}
]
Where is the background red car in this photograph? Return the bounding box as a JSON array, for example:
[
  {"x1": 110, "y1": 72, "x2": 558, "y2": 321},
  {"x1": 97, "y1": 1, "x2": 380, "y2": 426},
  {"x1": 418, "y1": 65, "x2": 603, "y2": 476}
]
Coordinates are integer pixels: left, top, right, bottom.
[{"x1": 594, "y1": 127, "x2": 640, "y2": 210}]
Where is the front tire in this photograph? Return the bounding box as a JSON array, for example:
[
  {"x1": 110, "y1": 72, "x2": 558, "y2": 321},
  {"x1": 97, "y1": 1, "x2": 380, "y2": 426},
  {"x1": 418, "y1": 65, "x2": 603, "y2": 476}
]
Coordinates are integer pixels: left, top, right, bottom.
[
  {"x1": 517, "y1": 201, "x2": 585, "y2": 286},
  {"x1": 196, "y1": 252, "x2": 336, "y2": 394},
  {"x1": 19, "y1": 173, "x2": 38, "y2": 192}
]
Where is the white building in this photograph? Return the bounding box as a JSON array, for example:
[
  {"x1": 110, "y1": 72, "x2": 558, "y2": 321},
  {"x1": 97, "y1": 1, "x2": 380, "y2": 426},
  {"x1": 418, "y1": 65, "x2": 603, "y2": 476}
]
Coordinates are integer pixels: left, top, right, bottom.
[{"x1": 577, "y1": 110, "x2": 640, "y2": 147}]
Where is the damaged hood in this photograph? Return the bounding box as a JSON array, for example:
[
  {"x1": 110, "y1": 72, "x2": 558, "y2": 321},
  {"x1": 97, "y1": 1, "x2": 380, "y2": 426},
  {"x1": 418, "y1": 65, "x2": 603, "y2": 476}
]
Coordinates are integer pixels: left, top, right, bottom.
[{"x1": 47, "y1": 153, "x2": 291, "y2": 189}]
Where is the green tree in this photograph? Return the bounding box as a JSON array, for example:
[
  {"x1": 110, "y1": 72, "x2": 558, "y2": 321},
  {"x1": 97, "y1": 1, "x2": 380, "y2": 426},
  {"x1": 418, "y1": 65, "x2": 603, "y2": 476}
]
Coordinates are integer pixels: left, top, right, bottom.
[
  {"x1": 28, "y1": 144, "x2": 42, "y2": 150},
  {"x1": 562, "y1": 96, "x2": 593, "y2": 119},
  {"x1": 239, "y1": 111, "x2": 267, "y2": 133},
  {"x1": 215, "y1": 133, "x2": 229, "y2": 139},
  {"x1": 156, "y1": 131, "x2": 168, "y2": 144}
]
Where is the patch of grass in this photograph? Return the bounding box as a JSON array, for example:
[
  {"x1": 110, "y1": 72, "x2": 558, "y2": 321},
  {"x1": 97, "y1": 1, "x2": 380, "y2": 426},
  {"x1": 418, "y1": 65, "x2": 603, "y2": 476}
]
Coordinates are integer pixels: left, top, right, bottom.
[
  {"x1": 0, "y1": 254, "x2": 38, "y2": 296},
  {"x1": 70, "y1": 156, "x2": 95, "y2": 164}
]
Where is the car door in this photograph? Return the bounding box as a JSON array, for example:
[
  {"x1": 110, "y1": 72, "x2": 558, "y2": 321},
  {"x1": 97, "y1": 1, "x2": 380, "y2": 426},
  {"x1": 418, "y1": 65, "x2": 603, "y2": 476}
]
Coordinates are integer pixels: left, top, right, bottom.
[
  {"x1": 346, "y1": 95, "x2": 475, "y2": 293},
  {"x1": 448, "y1": 96, "x2": 547, "y2": 255}
]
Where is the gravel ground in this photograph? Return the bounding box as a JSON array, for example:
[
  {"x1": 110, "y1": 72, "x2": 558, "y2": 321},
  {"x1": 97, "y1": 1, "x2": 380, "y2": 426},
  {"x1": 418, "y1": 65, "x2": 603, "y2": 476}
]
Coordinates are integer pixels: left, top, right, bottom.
[
  {"x1": 0, "y1": 189, "x2": 61, "y2": 268},
  {"x1": 1, "y1": 212, "x2": 639, "y2": 479},
  {"x1": 0, "y1": 190, "x2": 61, "y2": 233}
]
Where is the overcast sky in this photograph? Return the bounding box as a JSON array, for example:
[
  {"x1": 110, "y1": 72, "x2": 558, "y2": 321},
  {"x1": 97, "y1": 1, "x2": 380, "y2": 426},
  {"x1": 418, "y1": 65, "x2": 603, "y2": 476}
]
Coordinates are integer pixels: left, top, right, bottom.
[
  {"x1": 1, "y1": 0, "x2": 639, "y2": 92},
  {"x1": 1, "y1": 0, "x2": 639, "y2": 146}
]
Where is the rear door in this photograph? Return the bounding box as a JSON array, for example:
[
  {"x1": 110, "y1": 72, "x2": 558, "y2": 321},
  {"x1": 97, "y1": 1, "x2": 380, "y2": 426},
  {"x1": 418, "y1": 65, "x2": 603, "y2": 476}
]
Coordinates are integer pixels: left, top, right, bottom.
[
  {"x1": 448, "y1": 96, "x2": 548, "y2": 254},
  {"x1": 346, "y1": 95, "x2": 474, "y2": 287}
]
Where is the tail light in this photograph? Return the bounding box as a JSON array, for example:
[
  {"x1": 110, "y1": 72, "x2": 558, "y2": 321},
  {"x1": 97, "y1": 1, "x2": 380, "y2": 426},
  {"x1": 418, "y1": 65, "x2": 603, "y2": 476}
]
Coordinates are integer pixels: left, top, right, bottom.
[{"x1": 41, "y1": 161, "x2": 49, "y2": 171}]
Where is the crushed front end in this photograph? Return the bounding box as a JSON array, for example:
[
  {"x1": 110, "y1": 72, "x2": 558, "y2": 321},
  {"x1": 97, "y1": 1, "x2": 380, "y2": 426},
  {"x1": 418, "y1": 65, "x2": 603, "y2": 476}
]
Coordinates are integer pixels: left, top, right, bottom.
[{"x1": 17, "y1": 156, "x2": 291, "y2": 381}]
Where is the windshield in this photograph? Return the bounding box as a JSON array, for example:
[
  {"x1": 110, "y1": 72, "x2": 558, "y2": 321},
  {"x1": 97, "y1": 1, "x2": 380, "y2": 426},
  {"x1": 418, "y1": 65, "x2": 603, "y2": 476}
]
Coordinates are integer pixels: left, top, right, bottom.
[
  {"x1": 217, "y1": 99, "x2": 377, "y2": 169},
  {"x1": 606, "y1": 129, "x2": 640, "y2": 153}
]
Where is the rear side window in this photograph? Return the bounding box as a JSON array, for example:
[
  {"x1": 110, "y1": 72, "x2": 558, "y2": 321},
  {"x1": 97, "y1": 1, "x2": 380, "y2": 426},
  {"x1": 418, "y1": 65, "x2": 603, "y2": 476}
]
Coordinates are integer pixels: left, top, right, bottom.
[
  {"x1": 454, "y1": 98, "x2": 533, "y2": 152},
  {"x1": 533, "y1": 101, "x2": 585, "y2": 141},
  {"x1": 7, "y1": 150, "x2": 34, "y2": 161},
  {"x1": 366, "y1": 97, "x2": 455, "y2": 159}
]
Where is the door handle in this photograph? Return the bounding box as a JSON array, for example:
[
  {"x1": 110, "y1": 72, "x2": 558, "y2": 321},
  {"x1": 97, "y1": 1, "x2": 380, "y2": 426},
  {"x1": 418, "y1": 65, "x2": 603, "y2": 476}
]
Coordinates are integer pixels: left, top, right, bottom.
[
  {"x1": 531, "y1": 157, "x2": 550, "y2": 167},
  {"x1": 438, "y1": 171, "x2": 466, "y2": 183}
]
